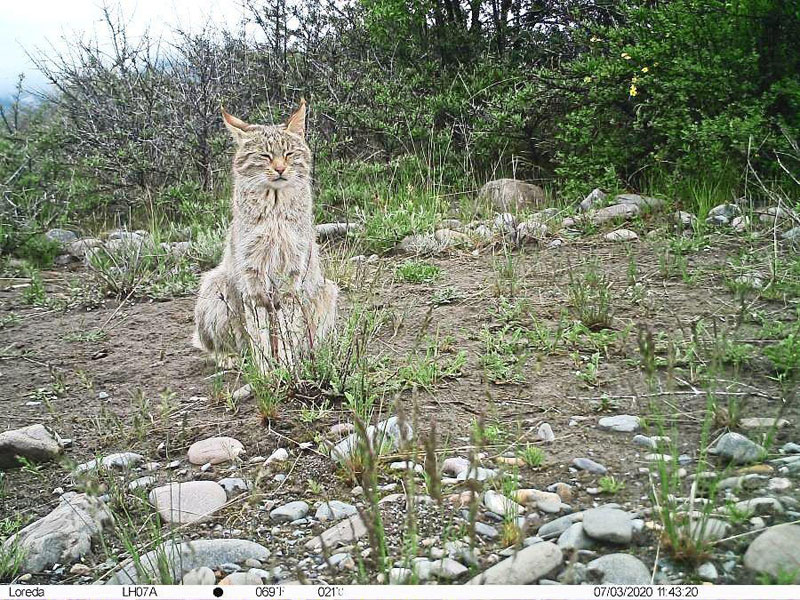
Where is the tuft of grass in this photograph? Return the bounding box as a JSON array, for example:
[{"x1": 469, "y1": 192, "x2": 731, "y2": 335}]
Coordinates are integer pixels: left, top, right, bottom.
[
  {"x1": 598, "y1": 475, "x2": 625, "y2": 494},
  {"x1": 568, "y1": 262, "x2": 614, "y2": 330},
  {"x1": 519, "y1": 444, "x2": 545, "y2": 468},
  {"x1": 395, "y1": 260, "x2": 442, "y2": 284}
]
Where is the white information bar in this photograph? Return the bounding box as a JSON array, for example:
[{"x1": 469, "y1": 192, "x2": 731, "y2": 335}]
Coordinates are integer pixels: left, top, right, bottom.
[{"x1": 2, "y1": 585, "x2": 799, "y2": 600}]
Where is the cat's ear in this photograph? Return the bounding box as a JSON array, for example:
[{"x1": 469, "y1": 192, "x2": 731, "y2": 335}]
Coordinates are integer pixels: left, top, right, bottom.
[
  {"x1": 286, "y1": 98, "x2": 307, "y2": 137},
  {"x1": 221, "y1": 108, "x2": 251, "y2": 142}
]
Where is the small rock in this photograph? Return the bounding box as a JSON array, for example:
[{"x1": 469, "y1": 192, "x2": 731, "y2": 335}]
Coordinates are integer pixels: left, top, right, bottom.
[
  {"x1": 708, "y1": 203, "x2": 741, "y2": 220},
  {"x1": 587, "y1": 553, "x2": 650, "y2": 584},
  {"x1": 217, "y1": 478, "x2": 251, "y2": 499},
  {"x1": 711, "y1": 432, "x2": 765, "y2": 464},
  {"x1": 557, "y1": 523, "x2": 594, "y2": 551},
  {"x1": 538, "y1": 514, "x2": 581, "y2": 539},
  {"x1": 182, "y1": 566, "x2": 216, "y2": 585},
  {"x1": 615, "y1": 194, "x2": 663, "y2": 209},
  {"x1": 329, "y1": 423, "x2": 354, "y2": 437},
  {"x1": 483, "y1": 490, "x2": 525, "y2": 517},
  {"x1": 45, "y1": 228, "x2": 78, "y2": 246},
  {"x1": 456, "y1": 466, "x2": 497, "y2": 482},
  {"x1": 537, "y1": 423, "x2": 555, "y2": 443},
  {"x1": 232, "y1": 384, "x2": 253, "y2": 402},
  {"x1": 582, "y1": 508, "x2": 633, "y2": 545},
  {"x1": 442, "y1": 456, "x2": 470, "y2": 477},
  {"x1": 604, "y1": 229, "x2": 639, "y2": 242},
  {"x1": 673, "y1": 211, "x2": 697, "y2": 229},
  {"x1": 743, "y1": 524, "x2": 800, "y2": 582},
  {"x1": 467, "y1": 541, "x2": 563, "y2": 584},
  {"x1": 572, "y1": 457, "x2": 607, "y2": 474},
  {"x1": 0, "y1": 424, "x2": 63, "y2": 468},
  {"x1": 697, "y1": 562, "x2": 718, "y2": 582},
  {"x1": 732, "y1": 497, "x2": 784, "y2": 516},
  {"x1": 315, "y1": 500, "x2": 358, "y2": 522},
  {"x1": 69, "y1": 563, "x2": 92, "y2": 576},
  {"x1": 305, "y1": 514, "x2": 367, "y2": 551},
  {"x1": 580, "y1": 189, "x2": 606, "y2": 212},
  {"x1": 316, "y1": 222, "x2": 360, "y2": 240},
  {"x1": 390, "y1": 460, "x2": 424, "y2": 474},
  {"x1": 474, "y1": 522, "x2": 499, "y2": 539},
  {"x1": 187, "y1": 437, "x2": 244, "y2": 465},
  {"x1": 266, "y1": 448, "x2": 289, "y2": 464},
  {"x1": 590, "y1": 203, "x2": 640, "y2": 225},
  {"x1": 429, "y1": 557, "x2": 468, "y2": 580},
  {"x1": 270, "y1": 501, "x2": 309, "y2": 523},
  {"x1": 74, "y1": 452, "x2": 144, "y2": 474},
  {"x1": 739, "y1": 417, "x2": 790, "y2": 430},
  {"x1": 149, "y1": 481, "x2": 227, "y2": 524},
  {"x1": 514, "y1": 489, "x2": 562, "y2": 513},
  {"x1": 732, "y1": 215, "x2": 750, "y2": 232},
  {"x1": 598, "y1": 415, "x2": 641, "y2": 433},
  {"x1": 389, "y1": 567, "x2": 412, "y2": 584}
]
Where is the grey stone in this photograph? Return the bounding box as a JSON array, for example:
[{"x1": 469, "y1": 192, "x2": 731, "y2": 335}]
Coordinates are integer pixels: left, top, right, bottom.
[
  {"x1": 590, "y1": 203, "x2": 640, "y2": 225},
  {"x1": 108, "y1": 539, "x2": 271, "y2": 584},
  {"x1": 5, "y1": 493, "x2": 111, "y2": 572},
  {"x1": 0, "y1": 424, "x2": 62, "y2": 468},
  {"x1": 434, "y1": 228, "x2": 470, "y2": 247},
  {"x1": 397, "y1": 233, "x2": 443, "y2": 255},
  {"x1": 219, "y1": 571, "x2": 263, "y2": 584},
  {"x1": 517, "y1": 220, "x2": 548, "y2": 243},
  {"x1": 182, "y1": 566, "x2": 216, "y2": 585},
  {"x1": 483, "y1": 490, "x2": 525, "y2": 517},
  {"x1": 537, "y1": 423, "x2": 555, "y2": 443},
  {"x1": 632, "y1": 435, "x2": 657, "y2": 449},
  {"x1": 330, "y1": 416, "x2": 411, "y2": 463},
  {"x1": 442, "y1": 456, "x2": 470, "y2": 477},
  {"x1": 782, "y1": 227, "x2": 800, "y2": 243},
  {"x1": 673, "y1": 211, "x2": 697, "y2": 229},
  {"x1": 732, "y1": 497, "x2": 784, "y2": 516},
  {"x1": 231, "y1": 385, "x2": 253, "y2": 402},
  {"x1": 429, "y1": 557, "x2": 468, "y2": 580},
  {"x1": 45, "y1": 229, "x2": 78, "y2": 246},
  {"x1": 615, "y1": 194, "x2": 664, "y2": 209},
  {"x1": 456, "y1": 466, "x2": 497, "y2": 482},
  {"x1": 305, "y1": 514, "x2": 367, "y2": 551},
  {"x1": 604, "y1": 229, "x2": 639, "y2": 242},
  {"x1": 580, "y1": 189, "x2": 606, "y2": 212},
  {"x1": 697, "y1": 562, "x2": 718, "y2": 582},
  {"x1": 270, "y1": 501, "x2": 309, "y2": 523},
  {"x1": 711, "y1": 432, "x2": 765, "y2": 464},
  {"x1": 557, "y1": 523, "x2": 594, "y2": 552},
  {"x1": 572, "y1": 457, "x2": 607, "y2": 474},
  {"x1": 474, "y1": 522, "x2": 499, "y2": 539},
  {"x1": 538, "y1": 514, "x2": 582, "y2": 539},
  {"x1": 74, "y1": 452, "x2": 143, "y2": 474},
  {"x1": 315, "y1": 500, "x2": 358, "y2": 522},
  {"x1": 187, "y1": 437, "x2": 244, "y2": 465},
  {"x1": 743, "y1": 524, "x2": 800, "y2": 582},
  {"x1": 128, "y1": 476, "x2": 157, "y2": 491},
  {"x1": 598, "y1": 415, "x2": 641, "y2": 433},
  {"x1": 316, "y1": 222, "x2": 360, "y2": 240},
  {"x1": 217, "y1": 477, "x2": 252, "y2": 499},
  {"x1": 708, "y1": 203, "x2": 741, "y2": 219},
  {"x1": 149, "y1": 481, "x2": 227, "y2": 524},
  {"x1": 582, "y1": 508, "x2": 633, "y2": 544},
  {"x1": 467, "y1": 541, "x2": 562, "y2": 584},
  {"x1": 588, "y1": 553, "x2": 651, "y2": 584},
  {"x1": 685, "y1": 518, "x2": 730, "y2": 542},
  {"x1": 478, "y1": 179, "x2": 547, "y2": 212}
]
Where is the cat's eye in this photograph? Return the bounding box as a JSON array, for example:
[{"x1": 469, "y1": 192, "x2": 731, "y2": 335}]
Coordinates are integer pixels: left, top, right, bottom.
[
  {"x1": 284, "y1": 151, "x2": 295, "y2": 158},
  {"x1": 259, "y1": 152, "x2": 273, "y2": 160}
]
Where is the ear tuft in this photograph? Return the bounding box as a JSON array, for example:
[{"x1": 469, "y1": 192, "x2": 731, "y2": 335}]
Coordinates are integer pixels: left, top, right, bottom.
[
  {"x1": 286, "y1": 98, "x2": 307, "y2": 137},
  {"x1": 222, "y1": 108, "x2": 252, "y2": 140}
]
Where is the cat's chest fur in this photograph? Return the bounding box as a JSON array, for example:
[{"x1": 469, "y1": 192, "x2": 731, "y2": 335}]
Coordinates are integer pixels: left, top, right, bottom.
[{"x1": 232, "y1": 188, "x2": 314, "y2": 281}]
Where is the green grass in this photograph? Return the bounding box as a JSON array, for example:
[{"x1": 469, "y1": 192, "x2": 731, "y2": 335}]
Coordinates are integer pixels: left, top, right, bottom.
[
  {"x1": 395, "y1": 260, "x2": 442, "y2": 284},
  {"x1": 519, "y1": 444, "x2": 545, "y2": 467},
  {"x1": 568, "y1": 262, "x2": 614, "y2": 330}
]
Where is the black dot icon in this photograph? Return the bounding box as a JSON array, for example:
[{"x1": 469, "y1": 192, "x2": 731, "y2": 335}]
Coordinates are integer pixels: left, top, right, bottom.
[{"x1": 213, "y1": 587, "x2": 223, "y2": 597}]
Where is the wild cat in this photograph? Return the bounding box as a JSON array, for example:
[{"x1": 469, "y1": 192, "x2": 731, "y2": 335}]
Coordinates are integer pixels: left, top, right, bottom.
[{"x1": 193, "y1": 99, "x2": 338, "y2": 367}]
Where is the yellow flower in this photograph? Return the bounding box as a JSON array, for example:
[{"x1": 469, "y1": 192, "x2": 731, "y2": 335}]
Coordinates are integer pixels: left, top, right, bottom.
[
  {"x1": 631, "y1": 76, "x2": 639, "y2": 84},
  {"x1": 584, "y1": 76, "x2": 592, "y2": 83},
  {"x1": 621, "y1": 52, "x2": 632, "y2": 60},
  {"x1": 590, "y1": 36, "x2": 600, "y2": 43},
  {"x1": 629, "y1": 84, "x2": 638, "y2": 97},
  {"x1": 641, "y1": 66, "x2": 649, "y2": 73}
]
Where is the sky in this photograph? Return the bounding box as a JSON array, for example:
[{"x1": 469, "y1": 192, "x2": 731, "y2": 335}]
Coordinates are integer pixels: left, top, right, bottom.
[{"x1": 0, "y1": 0, "x2": 253, "y2": 97}]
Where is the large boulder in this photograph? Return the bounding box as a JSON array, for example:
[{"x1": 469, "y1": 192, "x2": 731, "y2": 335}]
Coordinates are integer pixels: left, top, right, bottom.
[
  {"x1": 743, "y1": 524, "x2": 800, "y2": 582},
  {"x1": 4, "y1": 493, "x2": 112, "y2": 572},
  {"x1": 478, "y1": 179, "x2": 547, "y2": 212}
]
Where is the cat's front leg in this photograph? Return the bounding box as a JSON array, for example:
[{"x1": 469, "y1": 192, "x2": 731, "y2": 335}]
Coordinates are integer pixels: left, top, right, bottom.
[{"x1": 243, "y1": 269, "x2": 279, "y2": 311}]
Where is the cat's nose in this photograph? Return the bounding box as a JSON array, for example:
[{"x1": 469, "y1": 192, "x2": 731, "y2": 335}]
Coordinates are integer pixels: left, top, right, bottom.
[{"x1": 273, "y1": 161, "x2": 286, "y2": 175}]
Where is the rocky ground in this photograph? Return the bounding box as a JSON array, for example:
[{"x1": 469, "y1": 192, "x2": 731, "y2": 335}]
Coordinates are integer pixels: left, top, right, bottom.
[{"x1": 1, "y1": 181, "x2": 800, "y2": 586}]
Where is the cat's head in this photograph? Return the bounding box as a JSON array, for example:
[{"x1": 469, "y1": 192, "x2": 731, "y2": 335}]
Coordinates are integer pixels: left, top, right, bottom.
[{"x1": 223, "y1": 100, "x2": 311, "y2": 191}]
